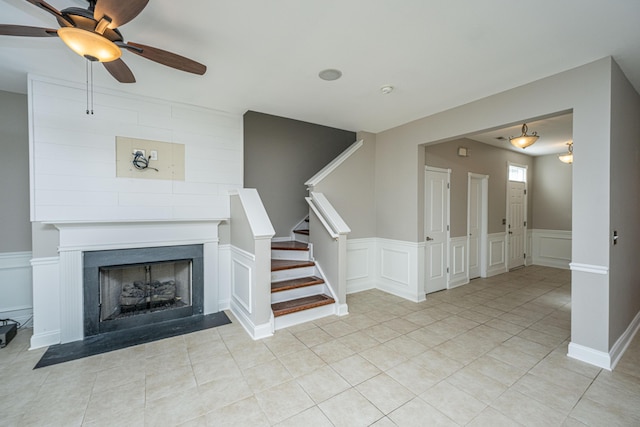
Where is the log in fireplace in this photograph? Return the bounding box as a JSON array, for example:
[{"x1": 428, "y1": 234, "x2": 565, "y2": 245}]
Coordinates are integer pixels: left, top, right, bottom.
[{"x1": 83, "y1": 245, "x2": 204, "y2": 336}]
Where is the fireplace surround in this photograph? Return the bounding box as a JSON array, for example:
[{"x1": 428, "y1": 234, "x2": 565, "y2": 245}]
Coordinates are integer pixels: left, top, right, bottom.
[
  {"x1": 31, "y1": 220, "x2": 222, "y2": 348},
  {"x1": 83, "y1": 245, "x2": 204, "y2": 336}
]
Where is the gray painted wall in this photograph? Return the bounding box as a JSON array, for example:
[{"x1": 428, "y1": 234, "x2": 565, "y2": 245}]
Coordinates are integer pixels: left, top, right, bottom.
[
  {"x1": 532, "y1": 154, "x2": 573, "y2": 231},
  {"x1": 313, "y1": 132, "x2": 376, "y2": 239},
  {"x1": 608, "y1": 60, "x2": 640, "y2": 347},
  {"x1": 244, "y1": 111, "x2": 356, "y2": 238},
  {"x1": 0, "y1": 90, "x2": 31, "y2": 253},
  {"x1": 373, "y1": 57, "x2": 618, "y2": 353},
  {"x1": 424, "y1": 138, "x2": 534, "y2": 236}
]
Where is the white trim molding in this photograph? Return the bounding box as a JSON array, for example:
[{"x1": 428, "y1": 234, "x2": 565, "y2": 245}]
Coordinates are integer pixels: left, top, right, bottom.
[
  {"x1": 305, "y1": 140, "x2": 364, "y2": 189},
  {"x1": 531, "y1": 229, "x2": 572, "y2": 269},
  {"x1": 609, "y1": 309, "x2": 640, "y2": 370},
  {"x1": 568, "y1": 342, "x2": 612, "y2": 370},
  {"x1": 570, "y1": 262, "x2": 609, "y2": 275},
  {"x1": 30, "y1": 256, "x2": 60, "y2": 349}
]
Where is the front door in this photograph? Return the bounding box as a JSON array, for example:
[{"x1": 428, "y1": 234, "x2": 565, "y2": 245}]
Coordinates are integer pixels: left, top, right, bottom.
[
  {"x1": 425, "y1": 167, "x2": 449, "y2": 293},
  {"x1": 507, "y1": 180, "x2": 526, "y2": 269}
]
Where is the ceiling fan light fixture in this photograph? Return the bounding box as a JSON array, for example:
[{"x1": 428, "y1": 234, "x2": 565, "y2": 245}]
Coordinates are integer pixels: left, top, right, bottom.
[
  {"x1": 58, "y1": 27, "x2": 121, "y2": 62},
  {"x1": 509, "y1": 123, "x2": 539, "y2": 149}
]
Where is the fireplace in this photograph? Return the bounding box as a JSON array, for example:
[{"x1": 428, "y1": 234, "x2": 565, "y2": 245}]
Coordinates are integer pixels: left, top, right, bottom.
[{"x1": 83, "y1": 245, "x2": 204, "y2": 336}]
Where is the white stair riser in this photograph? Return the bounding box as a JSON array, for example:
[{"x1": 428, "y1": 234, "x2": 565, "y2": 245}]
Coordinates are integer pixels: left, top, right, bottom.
[
  {"x1": 271, "y1": 284, "x2": 327, "y2": 304},
  {"x1": 271, "y1": 266, "x2": 316, "y2": 282},
  {"x1": 274, "y1": 303, "x2": 337, "y2": 330},
  {"x1": 271, "y1": 250, "x2": 310, "y2": 261}
]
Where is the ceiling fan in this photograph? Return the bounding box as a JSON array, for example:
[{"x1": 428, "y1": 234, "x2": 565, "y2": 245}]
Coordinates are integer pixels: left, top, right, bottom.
[{"x1": 0, "y1": 0, "x2": 206, "y2": 83}]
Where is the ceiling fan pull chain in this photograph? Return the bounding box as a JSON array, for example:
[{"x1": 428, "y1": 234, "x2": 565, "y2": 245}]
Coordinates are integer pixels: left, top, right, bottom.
[
  {"x1": 86, "y1": 60, "x2": 89, "y2": 115},
  {"x1": 90, "y1": 60, "x2": 94, "y2": 115}
]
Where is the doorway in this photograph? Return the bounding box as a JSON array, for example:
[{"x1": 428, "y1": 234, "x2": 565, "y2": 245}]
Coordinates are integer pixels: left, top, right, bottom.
[
  {"x1": 506, "y1": 163, "x2": 528, "y2": 270},
  {"x1": 468, "y1": 173, "x2": 488, "y2": 279},
  {"x1": 424, "y1": 166, "x2": 450, "y2": 293}
]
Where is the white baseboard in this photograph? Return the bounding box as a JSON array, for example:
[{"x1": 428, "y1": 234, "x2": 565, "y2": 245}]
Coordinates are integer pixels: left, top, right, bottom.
[
  {"x1": 30, "y1": 329, "x2": 60, "y2": 350},
  {"x1": 567, "y1": 342, "x2": 611, "y2": 370},
  {"x1": 609, "y1": 309, "x2": 640, "y2": 370},
  {"x1": 230, "y1": 298, "x2": 273, "y2": 340}
]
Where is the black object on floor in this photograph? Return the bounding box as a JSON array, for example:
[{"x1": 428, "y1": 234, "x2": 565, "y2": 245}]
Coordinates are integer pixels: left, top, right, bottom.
[{"x1": 34, "y1": 312, "x2": 231, "y2": 369}]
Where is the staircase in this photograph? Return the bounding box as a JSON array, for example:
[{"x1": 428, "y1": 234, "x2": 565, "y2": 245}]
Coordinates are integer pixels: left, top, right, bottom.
[{"x1": 270, "y1": 239, "x2": 336, "y2": 329}]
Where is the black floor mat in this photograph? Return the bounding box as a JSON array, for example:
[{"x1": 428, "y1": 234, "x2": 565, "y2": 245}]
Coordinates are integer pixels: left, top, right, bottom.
[{"x1": 34, "y1": 312, "x2": 231, "y2": 369}]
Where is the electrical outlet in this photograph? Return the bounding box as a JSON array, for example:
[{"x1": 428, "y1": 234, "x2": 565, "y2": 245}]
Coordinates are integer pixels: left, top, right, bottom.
[
  {"x1": 133, "y1": 149, "x2": 145, "y2": 157},
  {"x1": 150, "y1": 150, "x2": 158, "y2": 160}
]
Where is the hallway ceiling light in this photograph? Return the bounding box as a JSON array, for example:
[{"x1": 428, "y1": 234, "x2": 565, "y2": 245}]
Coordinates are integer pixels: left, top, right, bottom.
[
  {"x1": 509, "y1": 123, "x2": 539, "y2": 149},
  {"x1": 558, "y1": 141, "x2": 573, "y2": 164}
]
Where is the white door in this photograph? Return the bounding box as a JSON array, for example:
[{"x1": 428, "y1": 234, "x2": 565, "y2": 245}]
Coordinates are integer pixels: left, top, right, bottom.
[
  {"x1": 507, "y1": 181, "x2": 526, "y2": 269},
  {"x1": 468, "y1": 176, "x2": 482, "y2": 279},
  {"x1": 425, "y1": 168, "x2": 449, "y2": 293}
]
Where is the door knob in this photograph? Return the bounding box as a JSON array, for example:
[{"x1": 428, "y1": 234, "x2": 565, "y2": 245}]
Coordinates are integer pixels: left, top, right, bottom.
[{"x1": 426, "y1": 236, "x2": 434, "y2": 241}]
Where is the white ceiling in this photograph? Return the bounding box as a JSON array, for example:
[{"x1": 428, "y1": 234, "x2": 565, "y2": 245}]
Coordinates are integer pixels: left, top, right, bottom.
[{"x1": 1, "y1": 0, "x2": 639, "y2": 137}]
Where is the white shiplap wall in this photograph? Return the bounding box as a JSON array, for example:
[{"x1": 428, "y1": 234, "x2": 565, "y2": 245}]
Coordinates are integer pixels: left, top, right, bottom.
[{"x1": 29, "y1": 76, "x2": 243, "y2": 222}]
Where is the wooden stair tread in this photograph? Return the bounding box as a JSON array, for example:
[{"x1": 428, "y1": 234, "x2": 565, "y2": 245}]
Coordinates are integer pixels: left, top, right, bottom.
[
  {"x1": 271, "y1": 259, "x2": 315, "y2": 271},
  {"x1": 293, "y1": 229, "x2": 309, "y2": 235},
  {"x1": 272, "y1": 294, "x2": 334, "y2": 317},
  {"x1": 271, "y1": 241, "x2": 309, "y2": 251},
  {"x1": 272, "y1": 276, "x2": 324, "y2": 293}
]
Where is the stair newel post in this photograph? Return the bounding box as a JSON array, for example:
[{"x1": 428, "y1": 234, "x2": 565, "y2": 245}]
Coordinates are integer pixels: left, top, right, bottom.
[{"x1": 229, "y1": 189, "x2": 276, "y2": 339}]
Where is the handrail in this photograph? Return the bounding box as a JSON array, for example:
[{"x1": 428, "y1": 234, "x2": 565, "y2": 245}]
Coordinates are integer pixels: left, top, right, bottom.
[
  {"x1": 305, "y1": 139, "x2": 363, "y2": 189},
  {"x1": 305, "y1": 192, "x2": 350, "y2": 239},
  {"x1": 306, "y1": 197, "x2": 338, "y2": 239}
]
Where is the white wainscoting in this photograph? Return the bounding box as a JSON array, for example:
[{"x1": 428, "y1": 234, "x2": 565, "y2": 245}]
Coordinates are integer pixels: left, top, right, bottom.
[
  {"x1": 346, "y1": 238, "x2": 376, "y2": 294},
  {"x1": 487, "y1": 232, "x2": 507, "y2": 277},
  {"x1": 531, "y1": 229, "x2": 572, "y2": 269},
  {"x1": 0, "y1": 252, "x2": 33, "y2": 327},
  {"x1": 346, "y1": 238, "x2": 425, "y2": 302},
  {"x1": 449, "y1": 237, "x2": 468, "y2": 288},
  {"x1": 229, "y1": 245, "x2": 268, "y2": 339}
]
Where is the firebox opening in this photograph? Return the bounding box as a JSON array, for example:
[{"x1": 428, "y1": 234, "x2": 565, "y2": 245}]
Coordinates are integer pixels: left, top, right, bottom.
[
  {"x1": 99, "y1": 259, "x2": 192, "y2": 322},
  {"x1": 83, "y1": 244, "x2": 204, "y2": 337}
]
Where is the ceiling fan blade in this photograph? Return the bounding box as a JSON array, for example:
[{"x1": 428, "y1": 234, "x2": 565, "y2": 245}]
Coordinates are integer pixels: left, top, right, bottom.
[
  {"x1": 94, "y1": 0, "x2": 150, "y2": 29},
  {"x1": 0, "y1": 25, "x2": 58, "y2": 37},
  {"x1": 103, "y1": 59, "x2": 136, "y2": 83},
  {"x1": 125, "y1": 42, "x2": 207, "y2": 75},
  {"x1": 24, "y1": 0, "x2": 73, "y2": 26}
]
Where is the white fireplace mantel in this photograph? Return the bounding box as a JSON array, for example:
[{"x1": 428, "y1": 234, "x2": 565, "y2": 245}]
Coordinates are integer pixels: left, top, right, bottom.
[
  {"x1": 46, "y1": 219, "x2": 225, "y2": 252},
  {"x1": 31, "y1": 219, "x2": 226, "y2": 348}
]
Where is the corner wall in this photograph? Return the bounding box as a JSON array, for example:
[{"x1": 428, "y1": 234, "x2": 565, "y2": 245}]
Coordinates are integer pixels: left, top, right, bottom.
[{"x1": 608, "y1": 60, "x2": 640, "y2": 356}]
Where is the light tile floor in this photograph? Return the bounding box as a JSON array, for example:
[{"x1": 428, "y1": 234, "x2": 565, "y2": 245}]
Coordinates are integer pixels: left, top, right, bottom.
[{"x1": 2, "y1": 266, "x2": 640, "y2": 426}]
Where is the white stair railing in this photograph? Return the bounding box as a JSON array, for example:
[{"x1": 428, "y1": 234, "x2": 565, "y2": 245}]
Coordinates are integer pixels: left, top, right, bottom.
[{"x1": 305, "y1": 191, "x2": 350, "y2": 315}]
